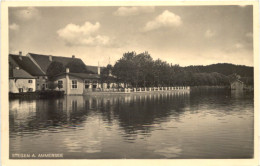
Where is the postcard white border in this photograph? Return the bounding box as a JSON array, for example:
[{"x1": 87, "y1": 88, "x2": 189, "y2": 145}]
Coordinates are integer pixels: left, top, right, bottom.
[{"x1": 1, "y1": 1, "x2": 259, "y2": 166}]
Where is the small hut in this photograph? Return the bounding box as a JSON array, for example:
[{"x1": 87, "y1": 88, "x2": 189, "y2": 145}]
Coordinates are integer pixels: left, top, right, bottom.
[{"x1": 230, "y1": 79, "x2": 244, "y2": 90}]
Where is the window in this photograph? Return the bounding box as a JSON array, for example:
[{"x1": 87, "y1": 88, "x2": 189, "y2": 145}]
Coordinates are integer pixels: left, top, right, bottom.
[
  {"x1": 58, "y1": 80, "x2": 63, "y2": 89},
  {"x1": 42, "y1": 84, "x2": 46, "y2": 90},
  {"x1": 84, "y1": 80, "x2": 90, "y2": 89},
  {"x1": 92, "y1": 80, "x2": 98, "y2": 89},
  {"x1": 28, "y1": 88, "x2": 33, "y2": 92},
  {"x1": 28, "y1": 80, "x2": 33, "y2": 83},
  {"x1": 19, "y1": 88, "x2": 23, "y2": 93},
  {"x1": 46, "y1": 84, "x2": 48, "y2": 88},
  {"x1": 72, "y1": 80, "x2": 77, "y2": 89}
]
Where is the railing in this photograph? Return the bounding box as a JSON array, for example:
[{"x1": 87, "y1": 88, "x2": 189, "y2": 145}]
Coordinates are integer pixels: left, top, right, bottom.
[{"x1": 94, "y1": 86, "x2": 190, "y2": 93}]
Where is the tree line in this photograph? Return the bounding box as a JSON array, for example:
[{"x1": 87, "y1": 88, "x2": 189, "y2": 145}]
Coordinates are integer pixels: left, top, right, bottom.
[{"x1": 101, "y1": 51, "x2": 254, "y2": 87}]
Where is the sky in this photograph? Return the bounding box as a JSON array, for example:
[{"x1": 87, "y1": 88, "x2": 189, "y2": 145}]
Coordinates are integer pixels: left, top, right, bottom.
[{"x1": 9, "y1": 6, "x2": 253, "y2": 67}]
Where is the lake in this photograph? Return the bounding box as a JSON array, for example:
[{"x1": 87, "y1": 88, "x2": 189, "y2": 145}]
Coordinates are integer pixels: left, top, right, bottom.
[{"x1": 9, "y1": 89, "x2": 254, "y2": 159}]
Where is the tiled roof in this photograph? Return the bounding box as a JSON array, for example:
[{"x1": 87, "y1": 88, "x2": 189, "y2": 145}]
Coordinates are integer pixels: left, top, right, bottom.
[
  {"x1": 9, "y1": 55, "x2": 20, "y2": 68},
  {"x1": 10, "y1": 68, "x2": 36, "y2": 79},
  {"x1": 9, "y1": 54, "x2": 45, "y2": 76},
  {"x1": 69, "y1": 73, "x2": 100, "y2": 79},
  {"x1": 54, "y1": 72, "x2": 100, "y2": 79},
  {"x1": 28, "y1": 53, "x2": 87, "y2": 73},
  {"x1": 232, "y1": 79, "x2": 244, "y2": 84}
]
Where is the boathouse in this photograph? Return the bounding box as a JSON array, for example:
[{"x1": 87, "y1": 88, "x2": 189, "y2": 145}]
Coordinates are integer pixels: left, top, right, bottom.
[
  {"x1": 230, "y1": 79, "x2": 244, "y2": 90},
  {"x1": 52, "y1": 68, "x2": 101, "y2": 95},
  {"x1": 9, "y1": 67, "x2": 36, "y2": 93}
]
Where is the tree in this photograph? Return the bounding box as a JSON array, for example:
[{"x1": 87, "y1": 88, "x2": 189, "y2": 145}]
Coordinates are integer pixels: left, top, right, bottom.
[
  {"x1": 46, "y1": 61, "x2": 65, "y2": 79},
  {"x1": 65, "y1": 59, "x2": 94, "y2": 74},
  {"x1": 48, "y1": 82, "x2": 58, "y2": 90},
  {"x1": 107, "y1": 51, "x2": 245, "y2": 87},
  {"x1": 101, "y1": 64, "x2": 115, "y2": 85},
  {"x1": 57, "y1": 81, "x2": 63, "y2": 90},
  {"x1": 113, "y1": 51, "x2": 137, "y2": 87},
  {"x1": 133, "y1": 52, "x2": 154, "y2": 87}
]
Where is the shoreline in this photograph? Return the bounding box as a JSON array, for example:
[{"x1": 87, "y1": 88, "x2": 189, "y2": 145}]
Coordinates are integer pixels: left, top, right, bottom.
[{"x1": 9, "y1": 85, "x2": 254, "y2": 99}]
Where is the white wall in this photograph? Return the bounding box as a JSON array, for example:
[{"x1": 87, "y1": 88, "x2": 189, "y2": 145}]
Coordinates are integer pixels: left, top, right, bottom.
[
  {"x1": 9, "y1": 78, "x2": 36, "y2": 93},
  {"x1": 54, "y1": 75, "x2": 84, "y2": 95}
]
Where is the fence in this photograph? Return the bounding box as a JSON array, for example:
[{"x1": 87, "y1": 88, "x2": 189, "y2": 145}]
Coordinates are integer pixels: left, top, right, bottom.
[{"x1": 93, "y1": 86, "x2": 190, "y2": 93}]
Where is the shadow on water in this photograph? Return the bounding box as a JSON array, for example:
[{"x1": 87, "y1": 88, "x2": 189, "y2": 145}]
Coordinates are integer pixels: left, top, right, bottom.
[
  {"x1": 111, "y1": 92, "x2": 190, "y2": 137},
  {"x1": 9, "y1": 92, "x2": 191, "y2": 138},
  {"x1": 189, "y1": 88, "x2": 253, "y2": 113},
  {"x1": 9, "y1": 89, "x2": 253, "y2": 136}
]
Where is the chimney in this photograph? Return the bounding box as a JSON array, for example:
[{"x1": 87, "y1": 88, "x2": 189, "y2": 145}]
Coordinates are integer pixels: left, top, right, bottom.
[
  {"x1": 72, "y1": 55, "x2": 75, "y2": 58},
  {"x1": 19, "y1": 51, "x2": 22, "y2": 60},
  {"x1": 66, "y1": 68, "x2": 70, "y2": 73},
  {"x1": 49, "y1": 55, "x2": 52, "y2": 61},
  {"x1": 98, "y1": 62, "x2": 100, "y2": 75}
]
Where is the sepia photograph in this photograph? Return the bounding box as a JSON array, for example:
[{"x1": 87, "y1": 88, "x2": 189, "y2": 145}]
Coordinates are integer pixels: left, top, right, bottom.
[{"x1": 1, "y1": 1, "x2": 259, "y2": 166}]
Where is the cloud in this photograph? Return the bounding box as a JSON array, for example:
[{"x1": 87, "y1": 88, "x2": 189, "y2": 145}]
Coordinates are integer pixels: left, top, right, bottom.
[
  {"x1": 234, "y1": 43, "x2": 244, "y2": 49},
  {"x1": 245, "y1": 32, "x2": 253, "y2": 38},
  {"x1": 114, "y1": 6, "x2": 155, "y2": 16},
  {"x1": 143, "y1": 10, "x2": 182, "y2": 32},
  {"x1": 9, "y1": 23, "x2": 19, "y2": 31},
  {"x1": 9, "y1": 49, "x2": 19, "y2": 54},
  {"x1": 224, "y1": 42, "x2": 245, "y2": 53},
  {"x1": 15, "y1": 7, "x2": 40, "y2": 21},
  {"x1": 57, "y1": 21, "x2": 110, "y2": 46},
  {"x1": 204, "y1": 29, "x2": 216, "y2": 38}
]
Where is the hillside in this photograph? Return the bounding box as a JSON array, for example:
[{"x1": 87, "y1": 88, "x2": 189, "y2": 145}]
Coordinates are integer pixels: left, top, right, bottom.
[{"x1": 183, "y1": 63, "x2": 253, "y2": 77}]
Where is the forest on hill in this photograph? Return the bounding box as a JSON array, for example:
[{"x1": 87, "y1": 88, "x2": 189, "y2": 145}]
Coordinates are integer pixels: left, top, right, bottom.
[{"x1": 183, "y1": 63, "x2": 253, "y2": 78}]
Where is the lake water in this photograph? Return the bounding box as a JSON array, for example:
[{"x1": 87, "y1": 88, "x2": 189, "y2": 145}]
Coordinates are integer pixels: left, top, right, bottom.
[{"x1": 9, "y1": 89, "x2": 254, "y2": 159}]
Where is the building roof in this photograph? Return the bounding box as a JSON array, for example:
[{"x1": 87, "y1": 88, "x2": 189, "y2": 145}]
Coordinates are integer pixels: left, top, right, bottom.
[
  {"x1": 9, "y1": 54, "x2": 45, "y2": 76},
  {"x1": 231, "y1": 79, "x2": 244, "y2": 84},
  {"x1": 10, "y1": 68, "x2": 36, "y2": 79},
  {"x1": 85, "y1": 65, "x2": 105, "y2": 74},
  {"x1": 69, "y1": 73, "x2": 100, "y2": 79},
  {"x1": 54, "y1": 72, "x2": 100, "y2": 79},
  {"x1": 28, "y1": 53, "x2": 87, "y2": 73}
]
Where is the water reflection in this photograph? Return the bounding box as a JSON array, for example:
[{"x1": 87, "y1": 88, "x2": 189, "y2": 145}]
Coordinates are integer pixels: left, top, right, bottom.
[
  {"x1": 10, "y1": 92, "x2": 190, "y2": 136},
  {"x1": 9, "y1": 90, "x2": 253, "y2": 159}
]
